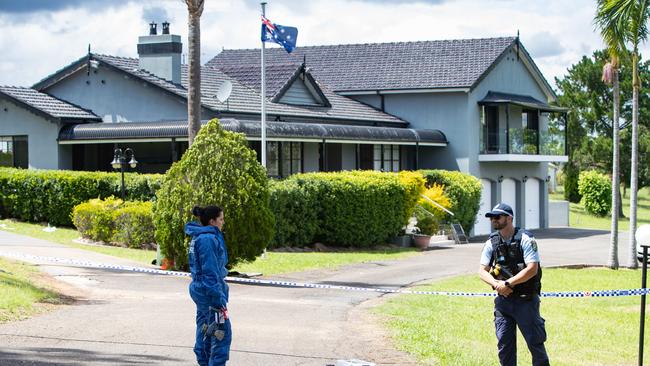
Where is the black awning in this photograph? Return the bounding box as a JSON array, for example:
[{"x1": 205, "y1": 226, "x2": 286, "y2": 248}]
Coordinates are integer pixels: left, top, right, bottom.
[
  {"x1": 58, "y1": 118, "x2": 447, "y2": 146},
  {"x1": 478, "y1": 91, "x2": 568, "y2": 112}
]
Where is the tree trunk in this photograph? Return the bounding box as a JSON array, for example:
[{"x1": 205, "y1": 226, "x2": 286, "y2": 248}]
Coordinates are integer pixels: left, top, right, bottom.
[
  {"x1": 608, "y1": 69, "x2": 620, "y2": 269},
  {"x1": 628, "y1": 54, "x2": 639, "y2": 269},
  {"x1": 617, "y1": 188, "x2": 625, "y2": 219},
  {"x1": 186, "y1": 0, "x2": 204, "y2": 146}
]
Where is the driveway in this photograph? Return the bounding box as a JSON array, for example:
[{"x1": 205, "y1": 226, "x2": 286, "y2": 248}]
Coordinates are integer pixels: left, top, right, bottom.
[{"x1": 0, "y1": 228, "x2": 634, "y2": 365}]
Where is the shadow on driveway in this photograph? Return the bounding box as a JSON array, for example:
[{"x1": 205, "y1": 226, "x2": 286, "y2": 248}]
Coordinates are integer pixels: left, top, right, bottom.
[
  {"x1": 470, "y1": 227, "x2": 610, "y2": 243},
  {"x1": 0, "y1": 347, "x2": 185, "y2": 365}
]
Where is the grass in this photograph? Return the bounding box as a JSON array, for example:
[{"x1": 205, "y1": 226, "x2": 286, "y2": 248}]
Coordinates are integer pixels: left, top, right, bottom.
[
  {"x1": 0, "y1": 219, "x2": 418, "y2": 275},
  {"x1": 549, "y1": 186, "x2": 650, "y2": 231},
  {"x1": 0, "y1": 257, "x2": 62, "y2": 323},
  {"x1": 376, "y1": 268, "x2": 646, "y2": 366},
  {"x1": 232, "y1": 249, "x2": 419, "y2": 276},
  {"x1": 0, "y1": 219, "x2": 156, "y2": 265}
]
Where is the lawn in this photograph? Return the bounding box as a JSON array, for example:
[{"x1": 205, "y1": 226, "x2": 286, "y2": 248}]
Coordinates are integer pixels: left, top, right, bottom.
[
  {"x1": 376, "y1": 268, "x2": 646, "y2": 366},
  {"x1": 0, "y1": 219, "x2": 157, "y2": 265},
  {"x1": 0, "y1": 257, "x2": 62, "y2": 323},
  {"x1": 0, "y1": 219, "x2": 418, "y2": 275},
  {"x1": 550, "y1": 186, "x2": 650, "y2": 231}
]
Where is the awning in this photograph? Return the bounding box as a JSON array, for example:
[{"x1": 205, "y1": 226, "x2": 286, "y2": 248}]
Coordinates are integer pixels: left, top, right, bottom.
[
  {"x1": 478, "y1": 91, "x2": 568, "y2": 113},
  {"x1": 58, "y1": 118, "x2": 448, "y2": 146}
]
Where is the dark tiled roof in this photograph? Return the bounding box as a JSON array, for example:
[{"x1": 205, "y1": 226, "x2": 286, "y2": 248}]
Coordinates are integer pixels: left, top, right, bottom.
[
  {"x1": 217, "y1": 63, "x2": 301, "y2": 98},
  {"x1": 92, "y1": 55, "x2": 404, "y2": 125},
  {"x1": 58, "y1": 118, "x2": 447, "y2": 145},
  {"x1": 207, "y1": 37, "x2": 518, "y2": 92},
  {"x1": 0, "y1": 86, "x2": 100, "y2": 121},
  {"x1": 478, "y1": 91, "x2": 568, "y2": 112}
]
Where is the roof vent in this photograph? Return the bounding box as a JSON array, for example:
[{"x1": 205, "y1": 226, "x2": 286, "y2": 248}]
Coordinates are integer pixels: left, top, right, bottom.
[
  {"x1": 162, "y1": 22, "x2": 170, "y2": 35},
  {"x1": 149, "y1": 21, "x2": 157, "y2": 35}
]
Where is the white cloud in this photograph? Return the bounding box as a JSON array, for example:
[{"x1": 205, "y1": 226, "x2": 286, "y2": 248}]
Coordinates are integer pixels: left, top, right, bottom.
[{"x1": 1, "y1": 0, "x2": 649, "y2": 89}]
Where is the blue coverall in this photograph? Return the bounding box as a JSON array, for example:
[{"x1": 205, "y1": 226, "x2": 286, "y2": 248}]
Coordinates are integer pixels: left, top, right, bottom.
[{"x1": 185, "y1": 222, "x2": 232, "y2": 366}]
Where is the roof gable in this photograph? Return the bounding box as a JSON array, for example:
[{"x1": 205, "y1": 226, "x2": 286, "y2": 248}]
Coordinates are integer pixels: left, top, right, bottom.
[{"x1": 0, "y1": 86, "x2": 100, "y2": 122}]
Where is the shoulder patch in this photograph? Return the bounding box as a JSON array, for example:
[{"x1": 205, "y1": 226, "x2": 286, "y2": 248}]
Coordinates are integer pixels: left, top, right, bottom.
[{"x1": 530, "y1": 239, "x2": 538, "y2": 252}]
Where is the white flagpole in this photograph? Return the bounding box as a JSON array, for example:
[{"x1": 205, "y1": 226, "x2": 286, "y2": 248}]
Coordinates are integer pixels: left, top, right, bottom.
[{"x1": 260, "y1": 2, "x2": 267, "y2": 169}]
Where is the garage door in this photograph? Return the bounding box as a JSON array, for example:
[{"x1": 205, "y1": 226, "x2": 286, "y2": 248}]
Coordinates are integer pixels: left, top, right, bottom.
[
  {"x1": 501, "y1": 178, "x2": 517, "y2": 227},
  {"x1": 474, "y1": 179, "x2": 492, "y2": 235},
  {"x1": 525, "y1": 178, "x2": 540, "y2": 229}
]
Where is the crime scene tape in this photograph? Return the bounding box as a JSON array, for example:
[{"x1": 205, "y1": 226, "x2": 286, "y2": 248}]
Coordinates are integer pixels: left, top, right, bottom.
[{"x1": 0, "y1": 251, "x2": 647, "y2": 298}]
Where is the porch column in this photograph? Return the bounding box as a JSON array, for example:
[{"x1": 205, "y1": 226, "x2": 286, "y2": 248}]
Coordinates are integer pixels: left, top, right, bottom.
[{"x1": 505, "y1": 104, "x2": 510, "y2": 154}]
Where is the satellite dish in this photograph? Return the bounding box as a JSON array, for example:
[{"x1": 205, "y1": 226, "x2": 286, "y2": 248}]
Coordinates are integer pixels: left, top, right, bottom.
[{"x1": 216, "y1": 80, "x2": 232, "y2": 103}]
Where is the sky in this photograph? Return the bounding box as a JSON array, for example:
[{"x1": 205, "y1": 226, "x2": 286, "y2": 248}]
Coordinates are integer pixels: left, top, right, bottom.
[{"x1": 0, "y1": 0, "x2": 648, "y2": 89}]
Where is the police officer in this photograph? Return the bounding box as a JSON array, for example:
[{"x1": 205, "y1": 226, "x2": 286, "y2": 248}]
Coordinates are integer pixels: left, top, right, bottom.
[
  {"x1": 186, "y1": 205, "x2": 232, "y2": 366},
  {"x1": 478, "y1": 203, "x2": 549, "y2": 366}
]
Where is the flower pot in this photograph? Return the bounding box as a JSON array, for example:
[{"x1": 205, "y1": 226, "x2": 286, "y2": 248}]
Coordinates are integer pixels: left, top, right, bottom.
[{"x1": 413, "y1": 234, "x2": 431, "y2": 250}]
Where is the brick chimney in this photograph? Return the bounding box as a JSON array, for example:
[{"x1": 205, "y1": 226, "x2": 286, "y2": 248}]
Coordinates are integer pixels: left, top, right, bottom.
[{"x1": 137, "y1": 22, "x2": 182, "y2": 84}]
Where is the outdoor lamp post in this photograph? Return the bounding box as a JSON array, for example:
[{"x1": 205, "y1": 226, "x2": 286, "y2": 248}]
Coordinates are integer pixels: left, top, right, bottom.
[
  {"x1": 637, "y1": 224, "x2": 650, "y2": 366},
  {"x1": 110, "y1": 148, "x2": 138, "y2": 201}
]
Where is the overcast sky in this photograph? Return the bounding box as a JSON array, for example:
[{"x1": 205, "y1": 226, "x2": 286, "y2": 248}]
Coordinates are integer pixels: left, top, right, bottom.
[{"x1": 1, "y1": 0, "x2": 647, "y2": 89}]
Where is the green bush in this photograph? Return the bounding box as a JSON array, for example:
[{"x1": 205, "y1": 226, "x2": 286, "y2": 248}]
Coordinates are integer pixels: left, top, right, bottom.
[
  {"x1": 268, "y1": 179, "x2": 319, "y2": 248},
  {"x1": 578, "y1": 170, "x2": 611, "y2": 217},
  {"x1": 72, "y1": 198, "x2": 155, "y2": 248},
  {"x1": 72, "y1": 197, "x2": 123, "y2": 243},
  {"x1": 564, "y1": 162, "x2": 582, "y2": 203},
  {"x1": 153, "y1": 119, "x2": 274, "y2": 269},
  {"x1": 419, "y1": 170, "x2": 481, "y2": 235},
  {"x1": 112, "y1": 201, "x2": 155, "y2": 248},
  {"x1": 281, "y1": 170, "x2": 419, "y2": 247},
  {"x1": 0, "y1": 167, "x2": 162, "y2": 226}
]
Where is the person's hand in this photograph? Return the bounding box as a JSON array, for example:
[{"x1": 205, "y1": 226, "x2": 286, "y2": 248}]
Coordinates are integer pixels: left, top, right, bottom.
[{"x1": 494, "y1": 280, "x2": 513, "y2": 297}]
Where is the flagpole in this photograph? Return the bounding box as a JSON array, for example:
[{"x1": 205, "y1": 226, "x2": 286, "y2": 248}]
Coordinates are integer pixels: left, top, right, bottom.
[{"x1": 260, "y1": 2, "x2": 267, "y2": 169}]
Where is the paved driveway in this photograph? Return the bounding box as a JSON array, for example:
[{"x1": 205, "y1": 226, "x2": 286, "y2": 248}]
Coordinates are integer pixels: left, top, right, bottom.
[{"x1": 0, "y1": 228, "x2": 635, "y2": 365}]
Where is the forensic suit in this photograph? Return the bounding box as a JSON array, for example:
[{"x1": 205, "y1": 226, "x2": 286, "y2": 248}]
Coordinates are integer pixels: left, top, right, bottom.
[{"x1": 185, "y1": 222, "x2": 231, "y2": 366}]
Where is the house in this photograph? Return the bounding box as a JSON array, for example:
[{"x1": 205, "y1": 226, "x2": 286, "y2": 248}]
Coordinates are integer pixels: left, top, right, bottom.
[
  {"x1": 210, "y1": 37, "x2": 568, "y2": 234},
  {"x1": 0, "y1": 23, "x2": 567, "y2": 234}
]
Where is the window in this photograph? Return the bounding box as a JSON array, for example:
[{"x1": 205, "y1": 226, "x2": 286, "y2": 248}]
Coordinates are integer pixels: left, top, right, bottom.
[
  {"x1": 373, "y1": 144, "x2": 400, "y2": 172},
  {"x1": 0, "y1": 136, "x2": 28, "y2": 168},
  {"x1": 266, "y1": 141, "x2": 302, "y2": 178}
]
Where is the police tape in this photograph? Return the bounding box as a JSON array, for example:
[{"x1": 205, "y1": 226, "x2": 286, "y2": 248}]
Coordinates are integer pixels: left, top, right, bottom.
[{"x1": 1, "y1": 251, "x2": 647, "y2": 298}]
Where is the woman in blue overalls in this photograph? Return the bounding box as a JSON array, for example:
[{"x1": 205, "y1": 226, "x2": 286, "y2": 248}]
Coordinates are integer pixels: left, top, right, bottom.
[{"x1": 185, "y1": 205, "x2": 231, "y2": 366}]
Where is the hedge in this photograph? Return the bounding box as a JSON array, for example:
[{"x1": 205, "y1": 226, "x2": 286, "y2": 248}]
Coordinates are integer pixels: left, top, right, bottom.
[
  {"x1": 419, "y1": 169, "x2": 482, "y2": 235},
  {"x1": 271, "y1": 170, "x2": 422, "y2": 248},
  {"x1": 578, "y1": 170, "x2": 611, "y2": 217},
  {"x1": 72, "y1": 198, "x2": 155, "y2": 248},
  {"x1": 0, "y1": 167, "x2": 162, "y2": 226}
]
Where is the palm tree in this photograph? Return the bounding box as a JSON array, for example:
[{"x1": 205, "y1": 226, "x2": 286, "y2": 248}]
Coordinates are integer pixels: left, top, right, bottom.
[
  {"x1": 595, "y1": 0, "x2": 649, "y2": 269},
  {"x1": 595, "y1": 0, "x2": 626, "y2": 269},
  {"x1": 185, "y1": 0, "x2": 204, "y2": 146}
]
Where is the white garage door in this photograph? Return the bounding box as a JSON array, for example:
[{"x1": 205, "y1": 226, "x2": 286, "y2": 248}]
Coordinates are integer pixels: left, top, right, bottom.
[
  {"x1": 525, "y1": 179, "x2": 540, "y2": 229},
  {"x1": 501, "y1": 178, "x2": 517, "y2": 227},
  {"x1": 474, "y1": 179, "x2": 492, "y2": 235}
]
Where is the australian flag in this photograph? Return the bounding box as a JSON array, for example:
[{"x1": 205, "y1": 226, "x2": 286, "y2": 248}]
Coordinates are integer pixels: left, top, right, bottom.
[{"x1": 261, "y1": 15, "x2": 298, "y2": 53}]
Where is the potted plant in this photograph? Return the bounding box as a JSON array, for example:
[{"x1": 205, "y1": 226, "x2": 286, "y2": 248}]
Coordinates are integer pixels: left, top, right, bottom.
[{"x1": 413, "y1": 208, "x2": 438, "y2": 249}]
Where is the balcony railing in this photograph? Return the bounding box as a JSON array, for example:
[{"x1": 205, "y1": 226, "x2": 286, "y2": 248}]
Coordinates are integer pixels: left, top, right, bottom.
[{"x1": 480, "y1": 128, "x2": 566, "y2": 157}]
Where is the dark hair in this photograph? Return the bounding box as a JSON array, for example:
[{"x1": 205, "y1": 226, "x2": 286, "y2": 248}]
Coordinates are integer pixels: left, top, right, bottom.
[{"x1": 192, "y1": 205, "x2": 223, "y2": 226}]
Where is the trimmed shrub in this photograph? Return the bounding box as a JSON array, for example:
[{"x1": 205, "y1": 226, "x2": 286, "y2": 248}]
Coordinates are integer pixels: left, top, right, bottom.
[
  {"x1": 419, "y1": 169, "x2": 481, "y2": 235},
  {"x1": 72, "y1": 197, "x2": 123, "y2": 243},
  {"x1": 0, "y1": 167, "x2": 162, "y2": 226},
  {"x1": 153, "y1": 119, "x2": 274, "y2": 269},
  {"x1": 281, "y1": 170, "x2": 419, "y2": 247},
  {"x1": 112, "y1": 201, "x2": 155, "y2": 248},
  {"x1": 398, "y1": 171, "x2": 426, "y2": 220},
  {"x1": 578, "y1": 170, "x2": 611, "y2": 217},
  {"x1": 268, "y1": 179, "x2": 319, "y2": 248}
]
